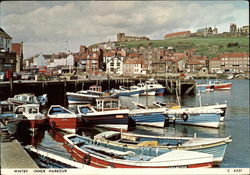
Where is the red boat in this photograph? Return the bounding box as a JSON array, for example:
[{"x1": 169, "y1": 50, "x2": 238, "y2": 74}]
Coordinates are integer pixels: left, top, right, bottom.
[
  {"x1": 197, "y1": 80, "x2": 232, "y2": 91},
  {"x1": 47, "y1": 105, "x2": 83, "y2": 133},
  {"x1": 63, "y1": 134, "x2": 214, "y2": 168}
]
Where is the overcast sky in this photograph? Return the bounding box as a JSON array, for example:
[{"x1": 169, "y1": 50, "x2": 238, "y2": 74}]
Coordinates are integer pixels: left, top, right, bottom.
[{"x1": 1, "y1": 1, "x2": 249, "y2": 58}]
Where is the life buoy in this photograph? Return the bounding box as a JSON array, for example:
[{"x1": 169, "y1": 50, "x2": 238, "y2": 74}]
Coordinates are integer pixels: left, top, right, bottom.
[
  {"x1": 83, "y1": 154, "x2": 91, "y2": 165},
  {"x1": 182, "y1": 113, "x2": 188, "y2": 122}
]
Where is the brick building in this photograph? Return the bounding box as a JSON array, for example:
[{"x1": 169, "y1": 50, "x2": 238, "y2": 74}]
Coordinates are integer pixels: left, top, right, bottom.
[{"x1": 117, "y1": 33, "x2": 149, "y2": 42}]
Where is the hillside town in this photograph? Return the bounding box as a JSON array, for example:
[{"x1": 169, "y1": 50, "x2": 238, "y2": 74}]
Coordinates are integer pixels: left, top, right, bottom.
[{"x1": 0, "y1": 23, "x2": 249, "y2": 81}]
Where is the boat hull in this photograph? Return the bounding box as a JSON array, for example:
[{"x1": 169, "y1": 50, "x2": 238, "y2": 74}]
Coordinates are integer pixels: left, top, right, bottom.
[
  {"x1": 48, "y1": 117, "x2": 82, "y2": 133},
  {"x1": 130, "y1": 110, "x2": 166, "y2": 128},
  {"x1": 155, "y1": 88, "x2": 165, "y2": 96},
  {"x1": 167, "y1": 113, "x2": 221, "y2": 128},
  {"x1": 82, "y1": 114, "x2": 135, "y2": 132},
  {"x1": 64, "y1": 135, "x2": 213, "y2": 168},
  {"x1": 94, "y1": 132, "x2": 232, "y2": 166}
]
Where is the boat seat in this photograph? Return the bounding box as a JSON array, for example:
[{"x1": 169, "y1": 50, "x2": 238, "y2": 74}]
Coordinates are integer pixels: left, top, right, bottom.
[{"x1": 137, "y1": 141, "x2": 158, "y2": 146}]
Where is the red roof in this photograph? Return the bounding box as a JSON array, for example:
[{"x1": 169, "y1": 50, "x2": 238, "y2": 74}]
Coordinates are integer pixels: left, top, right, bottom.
[
  {"x1": 124, "y1": 59, "x2": 144, "y2": 64},
  {"x1": 12, "y1": 43, "x2": 22, "y2": 57},
  {"x1": 128, "y1": 53, "x2": 139, "y2": 58},
  {"x1": 220, "y1": 52, "x2": 249, "y2": 58},
  {"x1": 210, "y1": 57, "x2": 221, "y2": 61},
  {"x1": 186, "y1": 60, "x2": 204, "y2": 65},
  {"x1": 165, "y1": 31, "x2": 190, "y2": 38}
]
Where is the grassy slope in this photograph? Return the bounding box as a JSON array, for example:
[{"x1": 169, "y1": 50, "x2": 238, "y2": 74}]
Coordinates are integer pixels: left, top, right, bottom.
[{"x1": 116, "y1": 37, "x2": 249, "y2": 58}]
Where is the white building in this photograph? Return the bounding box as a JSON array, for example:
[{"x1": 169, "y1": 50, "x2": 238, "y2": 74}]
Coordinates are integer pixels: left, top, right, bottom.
[{"x1": 0, "y1": 27, "x2": 12, "y2": 52}]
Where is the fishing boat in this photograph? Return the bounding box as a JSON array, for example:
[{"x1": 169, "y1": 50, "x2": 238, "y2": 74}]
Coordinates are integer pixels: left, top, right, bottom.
[
  {"x1": 130, "y1": 107, "x2": 167, "y2": 128},
  {"x1": 196, "y1": 80, "x2": 232, "y2": 91},
  {"x1": 165, "y1": 108, "x2": 223, "y2": 128},
  {"x1": 7, "y1": 93, "x2": 47, "y2": 106},
  {"x1": 153, "y1": 101, "x2": 227, "y2": 122},
  {"x1": 94, "y1": 131, "x2": 232, "y2": 166},
  {"x1": 14, "y1": 104, "x2": 46, "y2": 132},
  {"x1": 136, "y1": 83, "x2": 156, "y2": 96},
  {"x1": 145, "y1": 79, "x2": 165, "y2": 96},
  {"x1": 113, "y1": 86, "x2": 144, "y2": 97},
  {"x1": 67, "y1": 85, "x2": 119, "y2": 105},
  {"x1": 63, "y1": 134, "x2": 214, "y2": 168},
  {"x1": 77, "y1": 98, "x2": 136, "y2": 132},
  {"x1": 46, "y1": 105, "x2": 83, "y2": 133}
]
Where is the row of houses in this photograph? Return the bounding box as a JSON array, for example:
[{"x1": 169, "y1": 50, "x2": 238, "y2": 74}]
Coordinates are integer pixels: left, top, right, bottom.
[{"x1": 25, "y1": 42, "x2": 249, "y2": 76}]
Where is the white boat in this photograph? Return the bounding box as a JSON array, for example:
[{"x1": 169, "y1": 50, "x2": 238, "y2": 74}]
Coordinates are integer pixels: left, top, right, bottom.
[
  {"x1": 14, "y1": 104, "x2": 46, "y2": 132},
  {"x1": 67, "y1": 85, "x2": 118, "y2": 104},
  {"x1": 136, "y1": 83, "x2": 156, "y2": 96},
  {"x1": 145, "y1": 79, "x2": 165, "y2": 96},
  {"x1": 7, "y1": 93, "x2": 47, "y2": 106},
  {"x1": 153, "y1": 101, "x2": 227, "y2": 122},
  {"x1": 113, "y1": 86, "x2": 143, "y2": 97}
]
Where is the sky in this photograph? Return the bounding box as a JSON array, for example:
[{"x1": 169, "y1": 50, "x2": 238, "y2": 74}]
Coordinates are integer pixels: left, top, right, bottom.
[{"x1": 0, "y1": 1, "x2": 249, "y2": 58}]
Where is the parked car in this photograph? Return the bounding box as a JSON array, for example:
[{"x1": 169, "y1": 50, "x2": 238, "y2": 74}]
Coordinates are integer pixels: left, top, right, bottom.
[
  {"x1": 0, "y1": 72, "x2": 6, "y2": 81},
  {"x1": 13, "y1": 72, "x2": 22, "y2": 80},
  {"x1": 21, "y1": 72, "x2": 35, "y2": 80}
]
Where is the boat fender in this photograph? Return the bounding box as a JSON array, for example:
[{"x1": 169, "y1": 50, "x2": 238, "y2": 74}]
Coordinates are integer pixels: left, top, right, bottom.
[
  {"x1": 182, "y1": 113, "x2": 188, "y2": 122},
  {"x1": 83, "y1": 154, "x2": 91, "y2": 165}
]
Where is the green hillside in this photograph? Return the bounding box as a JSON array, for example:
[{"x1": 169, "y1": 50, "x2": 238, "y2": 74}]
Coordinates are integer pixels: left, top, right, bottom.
[{"x1": 116, "y1": 37, "x2": 249, "y2": 58}]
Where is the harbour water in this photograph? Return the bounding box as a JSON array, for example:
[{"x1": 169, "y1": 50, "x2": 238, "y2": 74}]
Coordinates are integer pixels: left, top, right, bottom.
[{"x1": 16, "y1": 79, "x2": 249, "y2": 168}]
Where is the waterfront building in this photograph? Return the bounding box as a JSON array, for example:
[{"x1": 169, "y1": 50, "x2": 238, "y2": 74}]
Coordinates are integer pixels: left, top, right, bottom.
[
  {"x1": 185, "y1": 60, "x2": 206, "y2": 73},
  {"x1": 0, "y1": 27, "x2": 16, "y2": 72},
  {"x1": 219, "y1": 52, "x2": 250, "y2": 73},
  {"x1": 103, "y1": 50, "x2": 124, "y2": 75},
  {"x1": 209, "y1": 57, "x2": 222, "y2": 73},
  {"x1": 76, "y1": 46, "x2": 103, "y2": 74},
  {"x1": 12, "y1": 42, "x2": 24, "y2": 72},
  {"x1": 123, "y1": 59, "x2": 146, "y2": 76}
]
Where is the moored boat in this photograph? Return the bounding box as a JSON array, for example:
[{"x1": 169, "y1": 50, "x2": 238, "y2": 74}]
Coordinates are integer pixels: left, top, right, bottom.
[
  {"x1": 165, "y1": 108, "x2": 223, "y2": 128},
  {"x1": 47, "y1": 105, "x2": 83, "y2": 133},
  {"x1": 14, "y1": 104, "x2": 46, "y2": 132},
  {"x1": 196, "y1": 80, "x2": 232, "y2": 91},
  {"x1": 64, "y1": 134, "x2": 214, "y2": 168},
  {"x1": 77, "y1": 98, "x2": 135, "y2": 132},
  {"x1": 7, "y1": 93, "x2": 47, "y2": 106},
  {"x1": 153, "y1": 101, "x2": 227, "y2": 122},
  {"x1": 145, "y1": 79, "x2": 165, "y2": 96},
  {"x1": 67, "y1": 85, "x2": 119, "y2": 105},
  {"x1": 130, "y1": 108, "x2": 167, "y2": 128},
  {"x1": 114, "y1": 86, "x2": 143, "y2": 97},
  {"x1": 93, "y1": 131, "x2": 232, "y2": 166}
]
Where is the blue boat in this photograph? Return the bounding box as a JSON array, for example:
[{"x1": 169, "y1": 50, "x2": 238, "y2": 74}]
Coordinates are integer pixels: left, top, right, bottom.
[
  {"x1": 130, "y1": 108, "x2": 167, "y2": 128},
  {"x1": 94, "y1": 131, "x2": 232, "y2": 166},
  {"x1": 165, "y1": 108, "x2": 222, "y2": 128}
]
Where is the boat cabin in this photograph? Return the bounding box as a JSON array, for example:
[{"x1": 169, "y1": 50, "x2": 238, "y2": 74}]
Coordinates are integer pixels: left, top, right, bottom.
[
  {"x1": 15, "y1": 104, "x2": 40, "y2": 115},
  {"x1": 96, "y1": 98, "x2": 121, "y2": 111},
  {"x1": 0, "y1": 101, "x2": 15, "y2": 114},
  {"x1": 11, "y1": 94, "x2": 39, "y2": 104}
]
